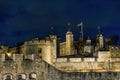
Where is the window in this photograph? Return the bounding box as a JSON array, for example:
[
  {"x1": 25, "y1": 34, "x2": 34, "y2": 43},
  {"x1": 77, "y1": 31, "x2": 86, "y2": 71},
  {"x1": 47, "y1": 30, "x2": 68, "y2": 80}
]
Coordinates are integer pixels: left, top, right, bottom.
[
  {"x1": 38, "y1": 48, "x2": 42, "y2": 53},
  {"x1": 29, "y1": 73, "x2": 36, "y2": 80},
  {"x1": 4, "y1": 74, "x2": 12, "y2": 80},
  {"x1": 18, "y1": 74, "x2": 26, "y2": 80}
]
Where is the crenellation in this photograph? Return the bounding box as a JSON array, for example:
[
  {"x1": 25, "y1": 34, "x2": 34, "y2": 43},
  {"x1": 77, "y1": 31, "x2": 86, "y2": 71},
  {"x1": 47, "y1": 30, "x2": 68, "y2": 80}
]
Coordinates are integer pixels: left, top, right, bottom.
[
  {"x1": 83, "y1": 58, "x2": 95, "y2": 62},
  {"x1": 110, "y1": 58, "x2": 120, "y2": 62},
  {"x1": 56, "y1": 58, "x2": 67, "y2": 62},
  {"x1": 0, "y1": 29, "x2": 120, "y2": 80},
  {"x1": 14, "y1": 54, "x2": 23, "y2": 62},
  {"x1": 24, "y1": 54, "x2": 35, "y2": 60},
  {"x1": 69, "y1": 58, "x2": 82, "y2": 62},
  {"x1": 1, "y1": 54, "x2": 5, "y2": 62}
]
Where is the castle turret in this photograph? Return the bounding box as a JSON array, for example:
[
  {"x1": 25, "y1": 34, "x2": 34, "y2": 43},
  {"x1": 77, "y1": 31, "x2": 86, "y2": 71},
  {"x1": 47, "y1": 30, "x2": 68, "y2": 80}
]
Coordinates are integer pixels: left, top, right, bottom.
[
  {"x1": 84, "y1": 37, "x2": 93, "y2": 53},
  {"x1": 50, "y1": 35, "x2": 57, "y2": 58},
  {"x1": 66, "y1": 31, "x2": 74, "y2": 55},
  {"x1": 96, "y1": 26, "x2": 104, "y2": 49},
  {"x1": 99, "y1": 34, "x2": 104, "y2": 48},
  {"x1": 86, "y1": 37, "x2": 91, "y2": 45}
]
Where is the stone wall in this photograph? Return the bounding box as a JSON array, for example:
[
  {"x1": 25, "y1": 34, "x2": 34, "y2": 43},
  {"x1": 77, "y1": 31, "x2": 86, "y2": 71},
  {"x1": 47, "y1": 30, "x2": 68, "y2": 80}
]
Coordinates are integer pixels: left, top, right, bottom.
[
  {"x1": 0, "y1": 53, "x2": 120, "y2": 80},
  {"x1": 53, "y1": 57, "x2": 120, "y2": 72}
]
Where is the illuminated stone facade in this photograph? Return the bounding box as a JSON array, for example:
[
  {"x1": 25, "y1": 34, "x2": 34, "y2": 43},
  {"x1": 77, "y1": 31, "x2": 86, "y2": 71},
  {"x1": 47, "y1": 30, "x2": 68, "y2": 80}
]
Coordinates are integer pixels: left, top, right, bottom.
[{"x1": 0, "y1": 30, "x2": 120, "y2": 80}]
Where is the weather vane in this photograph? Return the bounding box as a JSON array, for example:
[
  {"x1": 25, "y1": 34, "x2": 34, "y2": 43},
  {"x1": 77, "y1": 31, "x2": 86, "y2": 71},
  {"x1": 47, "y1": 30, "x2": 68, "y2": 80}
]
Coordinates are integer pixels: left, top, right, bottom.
[
  {"x1": 97, "y1": 26, "x2": 101, "y2": 34},
  {"x1": 67, "y1": 22, "x2": 71, "y2": 31},
  {"x1": 51, "y1": 26, "x2": 54, "y2": 34}
]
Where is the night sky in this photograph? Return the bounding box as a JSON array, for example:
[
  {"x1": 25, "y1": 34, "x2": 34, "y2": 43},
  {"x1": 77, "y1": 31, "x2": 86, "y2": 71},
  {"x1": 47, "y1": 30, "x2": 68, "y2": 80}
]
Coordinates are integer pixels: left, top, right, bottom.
[{"x1": 0, "y1": 0, "x2": 120, "y2": 47}]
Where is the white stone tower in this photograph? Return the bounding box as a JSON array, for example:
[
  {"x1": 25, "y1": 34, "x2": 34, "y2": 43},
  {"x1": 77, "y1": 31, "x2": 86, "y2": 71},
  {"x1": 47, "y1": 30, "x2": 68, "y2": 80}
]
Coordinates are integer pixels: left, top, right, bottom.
[
  {"x1": 50, "y1": 35, "x2": 57, "y2": 58},
  {"x1": 97, "y1": 26, "x2": 104, "y2": 49},
  {"x1": 84, "y1": 37, "x2": 92, "y2": 53},
  {"x1": 66, "y1": 31, "x2": 74, "y2": 55},
  {"x1": 99, "y1": 34, "x2": 104, "y2": 48}
]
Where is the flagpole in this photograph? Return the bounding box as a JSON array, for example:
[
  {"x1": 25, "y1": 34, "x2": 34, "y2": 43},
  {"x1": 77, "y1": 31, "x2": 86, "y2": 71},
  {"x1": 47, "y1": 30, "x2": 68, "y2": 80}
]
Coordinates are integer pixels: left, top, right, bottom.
[
  {"x1": 68, "y1": 22, "x2": 71, "y2": 31},
  {"x1": 97, "y1": 26, "x2": 101, "y2": 35},
  {"x1": 51, "y1": 26, "x2": 54, "y2": 35},
  {"x1": 81, "y1": 22, "x2": 83, "y2": 40},
  {"x1": 77, "y1": 22, "x2": 83, "y2": 40}
]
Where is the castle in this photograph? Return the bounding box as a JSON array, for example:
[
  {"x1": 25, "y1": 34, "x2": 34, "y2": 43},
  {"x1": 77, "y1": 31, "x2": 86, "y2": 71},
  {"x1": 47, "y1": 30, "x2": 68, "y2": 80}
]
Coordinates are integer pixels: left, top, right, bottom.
[{"x1": 0, "y1": 27, "x2": 120, "y2": 80}]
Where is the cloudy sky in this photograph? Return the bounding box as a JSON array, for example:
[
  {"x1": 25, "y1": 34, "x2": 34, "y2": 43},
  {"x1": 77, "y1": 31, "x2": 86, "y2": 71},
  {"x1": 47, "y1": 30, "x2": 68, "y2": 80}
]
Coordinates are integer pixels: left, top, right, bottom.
[{"x1": 0, "y1": 0, "x2": 120, "y2": 46}]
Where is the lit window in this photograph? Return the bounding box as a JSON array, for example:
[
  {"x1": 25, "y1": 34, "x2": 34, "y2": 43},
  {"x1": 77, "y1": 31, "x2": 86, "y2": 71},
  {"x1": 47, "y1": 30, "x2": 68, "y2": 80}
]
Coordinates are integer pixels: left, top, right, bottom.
[{"x1": 5, "y1": 53, "x2": 13, "y2": 60}]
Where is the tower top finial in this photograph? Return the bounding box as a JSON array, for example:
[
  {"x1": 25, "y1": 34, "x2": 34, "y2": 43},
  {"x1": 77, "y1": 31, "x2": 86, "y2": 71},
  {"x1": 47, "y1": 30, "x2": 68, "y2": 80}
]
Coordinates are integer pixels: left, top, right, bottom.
[
  {"x1": 97, "y1": 26, "x2": 101, "y2": 34},
  {"x1": 87, "y1": 36, "x2": 90, "y2": 40},
  {"x1": 50, "y1": 26, "x2": 55, "y2": 35},
  {"x1": 67, "y1": 22, "x2": 71, "y2": 31}
]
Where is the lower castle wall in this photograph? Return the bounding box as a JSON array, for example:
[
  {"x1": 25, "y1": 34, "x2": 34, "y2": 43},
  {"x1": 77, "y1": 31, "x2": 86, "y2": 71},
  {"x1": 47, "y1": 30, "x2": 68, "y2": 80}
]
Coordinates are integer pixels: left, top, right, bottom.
[
  {"x1": 53, "y1": 58, "x2": 120, "y2": 72},
  {"x1": 0, "y1": 55, "x2": 120, "y2": 80},
  {"x1": 55, "y1": 58, "x2": 120, "y2": 63}
]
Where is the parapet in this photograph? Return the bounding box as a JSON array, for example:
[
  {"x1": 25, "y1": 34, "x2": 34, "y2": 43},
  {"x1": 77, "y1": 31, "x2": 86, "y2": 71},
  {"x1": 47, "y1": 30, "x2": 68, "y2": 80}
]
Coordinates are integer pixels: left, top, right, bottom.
[
  {"x1": 0, "y1": 54, "x2": 23, "y2": 62},
  {"x1": 24, "y1": 54, "x2": 35, "y2": 60},
  {"x1": 55, "y1": 58, "x2": 96, "y2": 63},
  {"x1": 97, "y1": 51, "x2": 111, "y2": 62},
  {"x1": 56, "y1": 58, "x2": 67, "y2": 62},
  {"x1": 24, "y1": 39, "x2": 52, "y2": 45}
]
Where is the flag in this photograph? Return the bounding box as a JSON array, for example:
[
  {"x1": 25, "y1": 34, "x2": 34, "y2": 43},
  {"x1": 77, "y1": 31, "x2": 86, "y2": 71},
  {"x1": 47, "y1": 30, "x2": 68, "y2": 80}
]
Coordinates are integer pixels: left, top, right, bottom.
[{"x1": 77, "y1": 22, "x2": 82, "y2": 27}]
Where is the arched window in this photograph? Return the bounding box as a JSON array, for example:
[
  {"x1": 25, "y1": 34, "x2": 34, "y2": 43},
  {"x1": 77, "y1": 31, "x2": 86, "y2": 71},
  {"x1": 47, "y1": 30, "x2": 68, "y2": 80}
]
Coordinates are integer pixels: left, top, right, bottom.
[
  {"x1": 3, "y1": 74, "x2": 12, "y2": 80},
  {"x1": 18, "y1": 74, "x2": 26, "y2": 80},
  {"x1": 29, "y1": 73, "x2": 36, "y2": 80}
]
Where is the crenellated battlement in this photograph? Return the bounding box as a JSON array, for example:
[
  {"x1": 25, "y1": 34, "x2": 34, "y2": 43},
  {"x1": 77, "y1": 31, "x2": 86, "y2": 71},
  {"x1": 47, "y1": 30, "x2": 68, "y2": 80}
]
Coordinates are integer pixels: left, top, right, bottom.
[
  {"x1": 0, "y1": 53, "x2": 26, "y2": 62},
  {"x1": 0, "y1": 28, "x2": 120, "y2": 80},
  {"x1": 24, "y1": 39, "x2": 52, "y2": 45},
  {"x1": 54, "y1": 57, "x2": 120, "y2": 63},
  {"x1": 53, "y1": 57, "x2": 120, "y2": 72}
]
